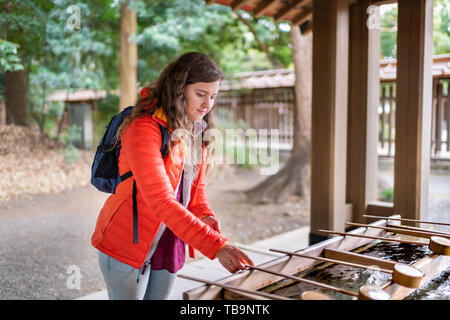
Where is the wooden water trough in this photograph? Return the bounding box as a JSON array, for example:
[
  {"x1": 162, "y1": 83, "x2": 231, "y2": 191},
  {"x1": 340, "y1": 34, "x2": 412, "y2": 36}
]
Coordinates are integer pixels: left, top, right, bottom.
[{"x1": 181, "y1": 215, "x2": 450, "y2": 300}]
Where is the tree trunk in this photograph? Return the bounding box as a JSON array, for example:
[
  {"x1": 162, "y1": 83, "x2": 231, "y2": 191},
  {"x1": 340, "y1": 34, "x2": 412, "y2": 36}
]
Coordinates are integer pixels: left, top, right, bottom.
[
  {"x1": 244, "y1": 26, "x2": 312, "y2": 204},
  {"x1": 0, "y1": 99, "x2": 5, "y2": 125},
  {"x1": 5, "y1": 69, "x2": 29, "y2": 126},
  {"x1": 119, "y1": 1, "x2": 137, "y2": 111}
]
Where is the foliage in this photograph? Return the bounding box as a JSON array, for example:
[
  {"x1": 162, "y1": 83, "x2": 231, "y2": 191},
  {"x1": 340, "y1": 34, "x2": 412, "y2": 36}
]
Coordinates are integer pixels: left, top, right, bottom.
[
  {"x1": 380, "y1": 5, "x2": 398, "y2": 59},
  {"x1": 95, "y1": 93, "x2": 120, "y2": 142},
  {"x1": 380, "y1": 0, "x2": 450, "y2": 59},
  {"x1": 0, "y1": 39, "x2": 23, "y2": 72},
  {"x1": 0, "y1": 0, "x2": 293, "y2": 139},
  {"x1": 133, "y1": 0, "x2": 292, "y2": 83},
  {"x1": 58, "y1": 124, "x2": 82, "y2": 163},
  {"x1": 1, "y1": 0, "x2": 117, "y2": 136},
  {"x1": 433, "y1": 0, "x2": 450, "y2": 55},
  {"x1": 381, "y1": 187, "x2": 393, "y2": 202}
]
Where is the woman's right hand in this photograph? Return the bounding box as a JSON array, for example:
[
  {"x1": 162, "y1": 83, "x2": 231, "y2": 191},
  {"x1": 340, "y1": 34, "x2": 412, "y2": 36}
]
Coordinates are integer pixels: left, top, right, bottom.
[{"x1": 216, "y1": 244, "x2": 254, "y2": 273}]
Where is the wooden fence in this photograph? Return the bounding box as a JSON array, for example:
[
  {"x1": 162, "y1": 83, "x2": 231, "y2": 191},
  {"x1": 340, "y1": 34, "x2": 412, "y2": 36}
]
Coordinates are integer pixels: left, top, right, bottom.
[
  {"x1": 215, "y1": 78, "x2": 450, "y2": 160},
  {"x1": 432, "y1": 79, "x2": 450, "y2": 158},
  {"x1": 214, "y1": 87, "x2": 294, "y2": 150},
  {"x1": 378, "y1": 79, "x2": 450, "y2": 160}
]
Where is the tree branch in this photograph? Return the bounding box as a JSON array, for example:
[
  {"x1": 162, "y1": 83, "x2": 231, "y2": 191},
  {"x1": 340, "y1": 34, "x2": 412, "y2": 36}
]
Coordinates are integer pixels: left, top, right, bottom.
[{"x1": 234, "y1": 11, "x2": 282, "y2": 69}]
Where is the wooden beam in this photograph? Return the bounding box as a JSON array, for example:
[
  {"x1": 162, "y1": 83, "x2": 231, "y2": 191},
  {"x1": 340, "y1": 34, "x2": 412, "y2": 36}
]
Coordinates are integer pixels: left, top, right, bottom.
[
  {"x1": 231, "y1": 0, "x2": 249, "y2": 11},
  {"x1": 345, "y1": 203, "x2": 353, "y2": 222},
  {"x1": 253, "y1": 0, "x2": 278, "y2": 17},
  {"x1": 119, "y1": 1, "x2": 137, "y2": 110},
  {"x1": 346, "y1": 0, "x2": 380, "y2": 223},
  {"x1": 274, "y1": 0, "x2": 308, "y2": 22},
  {"x1": 291, "y1": 8, "x2": 312, "y2": 26},
  {"x1": 369, "y1": 0, "x2": 397, "y2": 5},
  {"x1": 394, "y1": 0, "x2": 433, "y2": 223},
  {"x1": 310, "y1": 0, "x2": 349, "y2": 242},
  {"x1": 367, "y1": 201, "x2": 394, "y2": 216}
]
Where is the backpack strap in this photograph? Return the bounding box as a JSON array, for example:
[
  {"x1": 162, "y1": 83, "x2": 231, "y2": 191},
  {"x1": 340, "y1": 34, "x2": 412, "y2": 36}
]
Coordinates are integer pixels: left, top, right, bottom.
[
  {"x1": 120, "y1": 171, "x2": 133, "y2": 181},
  {"x1": 159, "y1": 123, "x2": 170, "y2": 158},
  {"x1": 132, "y1": 180, "x2": 138, "y2": 244}
]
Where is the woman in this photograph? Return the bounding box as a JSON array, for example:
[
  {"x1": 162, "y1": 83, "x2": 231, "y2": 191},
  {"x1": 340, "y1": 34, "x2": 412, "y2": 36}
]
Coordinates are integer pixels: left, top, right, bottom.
[{"x1": 91, "y1": 52, "x2": 254, "y2": 300}]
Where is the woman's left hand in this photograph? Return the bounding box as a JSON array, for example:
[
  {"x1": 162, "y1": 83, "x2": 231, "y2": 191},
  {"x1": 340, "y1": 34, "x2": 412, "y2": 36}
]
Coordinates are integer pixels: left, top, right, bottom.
[{"x1": 201, "y1": 216, "x2": 221, "y2": 233}]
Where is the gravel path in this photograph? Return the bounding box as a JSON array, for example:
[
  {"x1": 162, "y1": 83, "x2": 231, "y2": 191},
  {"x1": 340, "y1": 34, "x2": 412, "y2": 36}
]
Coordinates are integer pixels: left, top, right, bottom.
[{"x1": 0, "y1": 185, "x2": 108, "y2": 300}]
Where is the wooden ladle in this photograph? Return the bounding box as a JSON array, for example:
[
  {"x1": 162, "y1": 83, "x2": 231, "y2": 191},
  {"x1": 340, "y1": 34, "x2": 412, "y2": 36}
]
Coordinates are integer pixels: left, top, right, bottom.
[
  {"x1": 270, "y1": 248, "x2": 423, "y2": 289},
  {"x1": 319, "y1": 229, "x2": 450, "y2": 256},
  {"x1": 245, "y1": 264, "x2": 392, "y2": 300}
]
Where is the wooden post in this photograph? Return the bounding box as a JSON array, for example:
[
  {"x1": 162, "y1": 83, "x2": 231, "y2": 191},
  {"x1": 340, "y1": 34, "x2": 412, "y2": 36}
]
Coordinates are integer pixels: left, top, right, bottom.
[
  {"x1": 310, "y1": 0, "x2": 349, "y2": 244},
  {"x1": 431, "y1": 79, "x2": 437, "y2": 154},
  {"x1": 388, "y1": 84, "x2": 394, "y2": 156},
  {"x1": 119, "y1": 1, "x2": 137, "y2": 111},
  {"x1": 446, "y1": 87, "x2": 450, "y2": 152},
  {"x1": 347, "y1": 0, "x2": 380, "y2": 223},
  {"x1": 435, "y1": 81, "x2": 444, "y2": 154},
  {"x1": 394, "y1": 0, "x2": 433, "y2": 223},
  {"x1": 92, "y1": 99, "x2": 98, "y2": 149},
  {"x1": 380, "y1": 86, "x2": 386, "y2": 150}
]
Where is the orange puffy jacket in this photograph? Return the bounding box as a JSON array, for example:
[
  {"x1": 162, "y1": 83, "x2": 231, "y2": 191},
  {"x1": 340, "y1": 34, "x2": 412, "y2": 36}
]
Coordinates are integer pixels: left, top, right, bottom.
[{"x1": 91, "y1": 107, "x2": 228, "y2": 269}]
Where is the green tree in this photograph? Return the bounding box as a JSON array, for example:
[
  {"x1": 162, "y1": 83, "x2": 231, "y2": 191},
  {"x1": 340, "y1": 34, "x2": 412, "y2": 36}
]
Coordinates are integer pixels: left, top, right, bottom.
[
  {"x1": 1, "y1": 0, "x2": 295, "y2": 136},
  {"x1": 0, "y1": 0, "x2": 51, "y2": 125},
  {"x1": 379, "y1": 0, "x2": 450, "y2": 59},
  {"x1": 433, "y1": 0, "x2": 450, "y2": 54},
  {"x1": 0, "y1": 39, "x2": 23, "y2": 73},
  {"x1": 1, "y1": 0, "x2": 117, "y2": 131},
  {"x1": 134, "y1": 0, "x2": 292, "y2": 83},
  {"x1": 380, "y1": 5, "x2": 397, "y2": 59}
]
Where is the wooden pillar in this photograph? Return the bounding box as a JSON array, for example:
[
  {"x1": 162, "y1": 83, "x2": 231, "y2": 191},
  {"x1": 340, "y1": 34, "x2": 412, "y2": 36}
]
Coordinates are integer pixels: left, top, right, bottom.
[
  {"x1": 92, "y1": 99, "x2": 98, "y2": 149},
  {"x1": 435, "y1": 80, "x2": 444, "y2": 154},
  {"x1": 310, "y1": 0, "x2": 349, "y2": 244},
  {"x1": 394, "y1": 0, "x2": 433, "y2": 222},
  {"x1": 347, "y1": 0, "x2": 380, "y2": 223},
  {"x1": 119, "y1": 1, "x2": 137, "y2": 111}
]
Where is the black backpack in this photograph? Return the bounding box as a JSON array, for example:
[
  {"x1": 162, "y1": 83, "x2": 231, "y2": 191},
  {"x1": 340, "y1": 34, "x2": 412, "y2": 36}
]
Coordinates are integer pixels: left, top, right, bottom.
[{"x1": 91, "y1": 106, "x2": 169, "y2": 243}]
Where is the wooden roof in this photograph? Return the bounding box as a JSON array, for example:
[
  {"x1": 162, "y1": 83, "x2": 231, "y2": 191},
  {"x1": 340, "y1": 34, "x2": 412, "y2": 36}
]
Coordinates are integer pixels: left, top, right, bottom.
[
  {"x1": 205, "y1": 0, "x2": 398, "y2": 26},
  {"x1": 221, "y1": 54, "x2": 450, "y2": 90},
  {"x1": 47, "y1": 89, "x2": 109, "y2": 102},
  {"x1": 206, "y1": 0, "x2": 313, "y2": 26},
  {"x1": 380, "y1": 54, "x2": 450, "y2": 81}
]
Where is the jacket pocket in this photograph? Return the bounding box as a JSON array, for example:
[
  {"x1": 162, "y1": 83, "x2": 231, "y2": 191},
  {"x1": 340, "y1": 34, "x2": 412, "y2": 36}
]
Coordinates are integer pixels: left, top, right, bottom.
[{"x1": 95, "y1": 194, "x2": 128, "y2": 235}]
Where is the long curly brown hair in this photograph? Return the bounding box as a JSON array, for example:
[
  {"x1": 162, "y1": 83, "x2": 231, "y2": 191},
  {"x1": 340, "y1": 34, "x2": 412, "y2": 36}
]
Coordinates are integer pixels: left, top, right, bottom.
[{"x1": 116, "y1": 51, "x2": 224, "y2": 177}]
